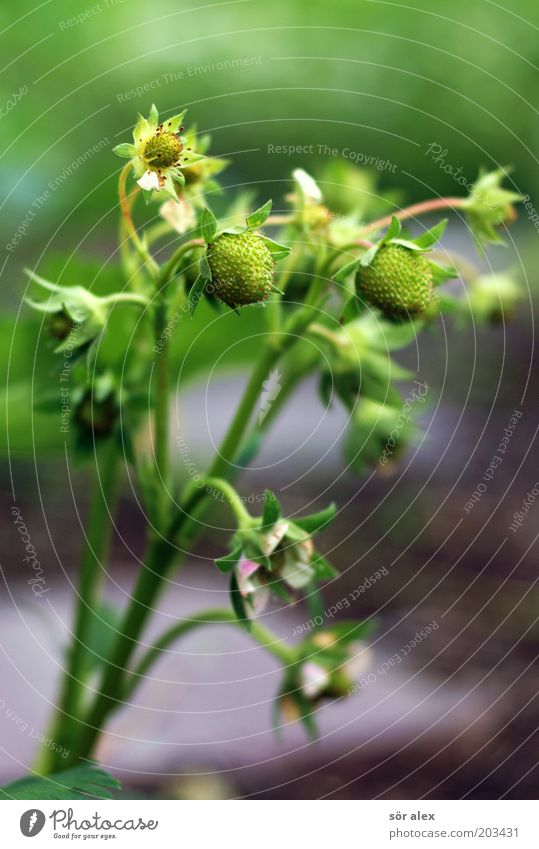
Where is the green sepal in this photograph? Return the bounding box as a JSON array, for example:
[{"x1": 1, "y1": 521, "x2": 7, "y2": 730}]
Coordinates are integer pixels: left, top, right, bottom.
[
  {"x1": 294, "y1": 503, "x2": 337, "y2": 534},
  {"x1": 411, "y1": 218, "x2": 447, "y2": 249},
  {"x1": 310, "y1": 551, "x2": 339, "y2": 580},
  {"x1": 172, "y1": 169, "x2": 186, "y2": 188},
  {"x1": 215, "y1": 544, "x2": 243, "y2": 573},
  {"x1": 333, "y1": 255, "x2": 363, "y2": 285},
  {"x1": 261, "y1": 489, "x2": 281, "y2": 529},
  {"x1": 428, "y1": 259, "x2": 458, "y2": 286},
  {"x1": 292, "y1": 689, "x2": 319, "y2": 740},
  {"x1": 200, "y1": 207, "x2": 218, "y2": 243},
  {"x1": 340, "y1": 295, "x2": 364, "y2": 323},
  {"x1": 188, "y1": 275, "x2": 207, "y2": 317},
  {"x1": 260, "y1": 236, "x2": 292, "y2": 261},
  {"x1": 358, "y1": 242, "x2": 381, "y2": 268},
  {"x1": 112, "y1": 143, "x2": 136, "y2": 159},
  {"x1": 384, "y1": 215, "x2": 402, "y2": 242},
  {"x1": 246, "y1": 199, "x2": 272, "y2": 229},
  {"x1": 199, "y1": 251, "x2": 212, "y2": 281},
  {"x1": 230, "y1": 572, "x2": 252, "y2": 631}
]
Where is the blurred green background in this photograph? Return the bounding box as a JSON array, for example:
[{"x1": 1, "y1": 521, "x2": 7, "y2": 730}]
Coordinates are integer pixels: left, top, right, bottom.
[{"x1": 2, "y1": 0, "x2": 539, "y2": 274}]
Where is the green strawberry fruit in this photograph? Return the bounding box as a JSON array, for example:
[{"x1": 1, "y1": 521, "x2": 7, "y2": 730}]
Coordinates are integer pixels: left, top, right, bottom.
[
  {"x1": 207, "y1": 231, "x2": 275, "y2": 308},
  {"x1": 356, "y1": 244, "x2": 434, "y2": 321}
]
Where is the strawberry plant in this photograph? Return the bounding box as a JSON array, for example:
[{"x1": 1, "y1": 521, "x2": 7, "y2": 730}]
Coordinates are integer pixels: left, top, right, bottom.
[{"x1": 14, "y1": 103, "x2": 522, "y2": 786}]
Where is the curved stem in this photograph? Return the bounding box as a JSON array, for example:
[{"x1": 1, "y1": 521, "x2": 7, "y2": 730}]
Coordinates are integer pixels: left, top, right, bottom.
[
  {"x1": 201, "y1": 477, "x2": 253, "y2": 528},
  {"x1": 158, "y1": 238, "x2": 204, "y2": 286},
  {"x1": 118, "y1": 163, "x2": 159, "y2": 279},
  {"x1": 358, "y1": 196, "x2": 467, "y2": 237},
  {"x1": 122, "y1": 608, "x2": 296, "y2": 701}
]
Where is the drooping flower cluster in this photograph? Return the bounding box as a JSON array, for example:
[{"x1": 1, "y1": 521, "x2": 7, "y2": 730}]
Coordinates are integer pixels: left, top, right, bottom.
[
  {"x1": 215, "y1": 491, "x2": 338, "y2": 618},
  {"x1": 276, "y1": 623, "x2": 373, "y2": 737}
]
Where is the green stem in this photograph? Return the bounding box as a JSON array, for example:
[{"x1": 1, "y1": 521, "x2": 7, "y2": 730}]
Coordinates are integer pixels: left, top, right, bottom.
[
  {"x1": 202, "y1": 477, "x2": 253, "y2": 528},
  {"x1": 122, "y1": 608, "x2": 296, "y2": 702},
  {"x1": 158, "y1": 239, "x2": 204, "y2": 286},
  {"x1": 69, "y1": 278, "x2": 327, "y2": 765},
  {"x1": 118, "y1": 163, "x2": 159, "y2": 279},
  {"x1": 67, "y1": 533, "x2": 175, "y2": 764},
  {"x1": 35, "y1": 437, "x2": 119, "y2": 773},
  {"x1": 102, "y1": 293, "x2": 149, "y2": 307},
  {"x1": 154, "y1": 297, "x2": 170, "y2": 525}
]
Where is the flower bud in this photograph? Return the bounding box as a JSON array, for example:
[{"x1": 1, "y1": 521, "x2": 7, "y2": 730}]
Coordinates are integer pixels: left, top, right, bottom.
[{"x1": 468, "y1": 272, "x2": 521, "y2": 324}]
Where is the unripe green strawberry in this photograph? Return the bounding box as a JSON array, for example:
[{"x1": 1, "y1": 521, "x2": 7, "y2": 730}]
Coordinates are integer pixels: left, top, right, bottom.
[
  {"x1": 207, "y1": 231, "x2": 275, "y2": 308},
  {"x1": 356, "y1": 244, "x2": 434, "y2": 321}
]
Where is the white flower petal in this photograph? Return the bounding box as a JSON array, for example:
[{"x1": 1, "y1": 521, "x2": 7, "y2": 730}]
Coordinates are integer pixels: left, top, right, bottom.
[
  {"x1": 160, "y1": 199, "x2": 196, "y2": 234},
  {"x1": 236, "y1": 557, "x2": 260, "y2": 596},
  {"x1": 293, "y1": 168, "x2": 322, "y2": 202},
  {"x1": 137, "y1": 170, "x2": 160, "y2": 191},
  {"x1": 282, "y1": 558, "x2": 315, "y2": 589},
  {"x1": 344, "y1": 642, "x2": 373, "y2": 683},
  {"x1": 301, "y1": 662, "x2": 330, "y2": 698},
  {"x1": 251, "y1": 581, "x2": 270, "y2": 615},
  {"x1": 261, "y1": 521, "x2": 289, "y2": 555}
]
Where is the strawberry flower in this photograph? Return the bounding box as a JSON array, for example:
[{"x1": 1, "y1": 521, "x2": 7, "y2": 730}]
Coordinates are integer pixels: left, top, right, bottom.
[
  {"x1": 275, "y1": 623, "x2": 373, "y2": 737},
  {"x1": 112, "y1": 104, "x2": 204, "y2": 201},
  {"x1": 215, "y1": 491, "x2": 339, "y2": 620}
]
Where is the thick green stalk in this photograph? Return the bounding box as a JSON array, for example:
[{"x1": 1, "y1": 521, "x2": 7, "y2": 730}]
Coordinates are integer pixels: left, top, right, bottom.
[
  {"x1": 154, "y1": 296, "x2": 170, "y2": 527},
  {"x1": 68, "y1": 278, "x2": 327, "y2": 765},
  {"x1": 202, "y1": 477, "x2": 253, "y2": 528},
  {"x1": 65, "y1": 533, "x2": 175, "y2": 764},
  {"x1": 35, "y1": 437, "x2": 119, "y2": 773}
]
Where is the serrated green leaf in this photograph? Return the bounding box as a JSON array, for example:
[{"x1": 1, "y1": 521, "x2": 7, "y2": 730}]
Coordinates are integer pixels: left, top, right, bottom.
[
  {"x1": 0, "y1": 765, "x2": 121, "y2": 801},
  {"x1": 200, "y1": 207, "x2": 218, "y2": 242},
  {"x1": 247, "y1": 199, "x2": 272, "y2": 228}
]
